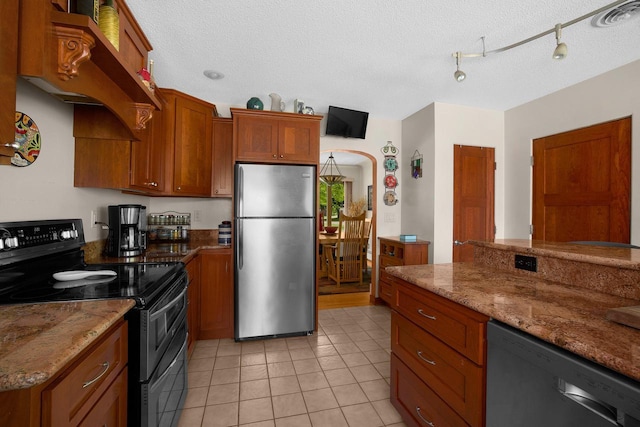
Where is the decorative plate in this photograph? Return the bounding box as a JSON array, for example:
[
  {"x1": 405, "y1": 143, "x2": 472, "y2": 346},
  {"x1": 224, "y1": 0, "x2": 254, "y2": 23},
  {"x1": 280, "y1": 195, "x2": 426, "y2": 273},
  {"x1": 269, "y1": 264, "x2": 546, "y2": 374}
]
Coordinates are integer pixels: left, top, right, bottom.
[
  {"x1": 384, "y1": 174, "x2": 398, "y2": 189},
  {"x1": 384, "y1": 157, "x2": 398, "y2": 172},
  {"x1": 383, "y1": 190, "x2": 398, "y2": 206},
  {"x1": 12, "y1": 112, "x2": 41, "y2": 167}
]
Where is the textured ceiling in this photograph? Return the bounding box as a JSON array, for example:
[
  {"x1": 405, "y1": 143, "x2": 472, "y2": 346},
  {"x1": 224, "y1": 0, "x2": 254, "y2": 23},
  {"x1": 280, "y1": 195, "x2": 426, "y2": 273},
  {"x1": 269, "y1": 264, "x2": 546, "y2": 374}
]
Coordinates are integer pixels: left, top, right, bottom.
[{"x1": 126, "y1": 0, "x2": 640, "y2": 120}]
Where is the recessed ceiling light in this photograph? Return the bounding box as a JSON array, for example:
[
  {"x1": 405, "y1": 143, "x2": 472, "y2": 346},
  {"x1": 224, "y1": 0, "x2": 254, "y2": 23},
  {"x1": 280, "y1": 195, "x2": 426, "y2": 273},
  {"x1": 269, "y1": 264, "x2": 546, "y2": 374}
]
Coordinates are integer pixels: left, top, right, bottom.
[{"x1": 203, "y1": 70, "x2": 224, "y2": 80}]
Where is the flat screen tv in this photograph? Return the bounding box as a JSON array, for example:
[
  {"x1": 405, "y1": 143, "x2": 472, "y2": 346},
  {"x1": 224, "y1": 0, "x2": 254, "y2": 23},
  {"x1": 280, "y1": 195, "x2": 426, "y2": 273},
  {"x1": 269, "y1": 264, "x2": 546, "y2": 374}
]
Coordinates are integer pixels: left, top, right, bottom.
[{"x1": 325, "y1": 106, "x2": 369, "y2": 139}]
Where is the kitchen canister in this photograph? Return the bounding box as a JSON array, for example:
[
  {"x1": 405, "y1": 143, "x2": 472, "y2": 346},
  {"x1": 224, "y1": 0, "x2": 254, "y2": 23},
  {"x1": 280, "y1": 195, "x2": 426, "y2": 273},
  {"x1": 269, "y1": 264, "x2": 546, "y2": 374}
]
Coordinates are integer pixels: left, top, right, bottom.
[
  {"x1": 99, "y1": 0, "x2": 119, "y2": 50},
  {"x1": 218, "y1": 221, "x2": 231, "y2": 246}
]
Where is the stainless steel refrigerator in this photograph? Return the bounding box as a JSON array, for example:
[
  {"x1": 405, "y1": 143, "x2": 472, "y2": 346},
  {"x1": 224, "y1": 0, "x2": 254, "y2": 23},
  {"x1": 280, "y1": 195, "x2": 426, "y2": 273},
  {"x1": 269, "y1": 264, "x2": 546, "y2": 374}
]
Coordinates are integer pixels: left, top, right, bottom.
[{"x1": 234, "y1": 163, "x2": 316, "y2": 340}]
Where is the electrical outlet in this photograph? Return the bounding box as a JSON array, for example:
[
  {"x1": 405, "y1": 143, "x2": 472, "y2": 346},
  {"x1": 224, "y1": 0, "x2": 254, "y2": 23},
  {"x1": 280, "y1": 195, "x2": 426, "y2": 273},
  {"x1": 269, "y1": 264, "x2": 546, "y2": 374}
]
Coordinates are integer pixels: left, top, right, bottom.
[
  {"x1": 90, "y1": 210, "x2": 97, "y2": 228},
  {"x1": 515, "y1": 254, "x2": 537, "y2": 272},
  {"x1": 193, "y1": 210, "x2": 201, "y2": 223}
]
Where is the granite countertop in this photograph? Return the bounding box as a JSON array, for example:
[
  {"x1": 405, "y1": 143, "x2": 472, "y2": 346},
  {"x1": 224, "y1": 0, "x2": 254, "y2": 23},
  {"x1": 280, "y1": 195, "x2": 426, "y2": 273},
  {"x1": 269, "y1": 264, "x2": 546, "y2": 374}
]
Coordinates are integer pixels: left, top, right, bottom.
[
  {"x1": 0, "y1": 299, "x2": 135, "y2": 391},
  {"x1": 386, "y1": 243, "x2": 640, "y2": 382}
]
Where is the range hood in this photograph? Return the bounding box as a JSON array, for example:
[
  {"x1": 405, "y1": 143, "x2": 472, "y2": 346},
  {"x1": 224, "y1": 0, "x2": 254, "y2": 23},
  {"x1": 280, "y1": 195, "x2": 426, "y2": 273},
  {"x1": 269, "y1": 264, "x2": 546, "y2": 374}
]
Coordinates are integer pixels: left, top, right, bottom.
[{"x1": 18, "y1": 0, "x2": 161, "y2": 138}]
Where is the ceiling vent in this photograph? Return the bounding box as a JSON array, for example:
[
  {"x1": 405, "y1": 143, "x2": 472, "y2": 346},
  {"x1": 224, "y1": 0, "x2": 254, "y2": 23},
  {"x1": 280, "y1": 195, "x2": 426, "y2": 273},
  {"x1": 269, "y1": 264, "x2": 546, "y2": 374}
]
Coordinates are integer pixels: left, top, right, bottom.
[{"x1": 592, "y1": 0, "x2": 640, "y2": 27}]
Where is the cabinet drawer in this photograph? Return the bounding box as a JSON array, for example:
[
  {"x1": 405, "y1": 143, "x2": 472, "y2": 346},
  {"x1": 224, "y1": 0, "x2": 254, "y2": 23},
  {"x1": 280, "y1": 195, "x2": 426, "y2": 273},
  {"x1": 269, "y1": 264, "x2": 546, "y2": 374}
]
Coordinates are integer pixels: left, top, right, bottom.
[
  {"x1": 379, "y1": 270, "x2": 398, "y2": 304},
  {"x1": 43, "y1": 321, "x2": 128, "y2": 427},
  {"x1": 395, "y1": 282, "x2": 487, "y2": 364},
  {"x1": 391, "y1": 311, "x2": 484, "y2": 426},
  {"x1": 78, "y1": 367, "x2": 128, "y2": 427},
  {"x1": 379, "y1": 255, "x2": 403, "y2": 269},
  {"x1": 391, "y1": 354, "x2": 469, "y2": 427}
]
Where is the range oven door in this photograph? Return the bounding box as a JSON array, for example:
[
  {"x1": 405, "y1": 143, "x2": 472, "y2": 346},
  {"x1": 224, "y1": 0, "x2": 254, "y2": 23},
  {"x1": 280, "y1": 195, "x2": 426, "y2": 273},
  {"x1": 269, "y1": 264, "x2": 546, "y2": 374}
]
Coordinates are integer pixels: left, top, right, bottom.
[
  {"x1": 139, "y1": 319, "x2": 188, "y2": 427},
  {"x1": 137, "y1": 271, "x2": 188, "y2": 381}
]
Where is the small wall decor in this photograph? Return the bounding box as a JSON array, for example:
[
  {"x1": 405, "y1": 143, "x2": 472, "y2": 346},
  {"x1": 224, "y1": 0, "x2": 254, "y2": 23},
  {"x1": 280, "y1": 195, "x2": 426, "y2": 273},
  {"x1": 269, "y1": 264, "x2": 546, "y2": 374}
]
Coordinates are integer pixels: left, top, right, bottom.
[
  {"x1": 411, "y1": 150, "x2": 423, "y2": 179},
  {"x1": 367, "y1": 185, "x2": 373, "y2": 211},
  {"x1": 381, "y1": 140, "x2": 399, "y2": 206},
  {"x1": 11, "y1": 111, "x2": 41, "y2": 167}
]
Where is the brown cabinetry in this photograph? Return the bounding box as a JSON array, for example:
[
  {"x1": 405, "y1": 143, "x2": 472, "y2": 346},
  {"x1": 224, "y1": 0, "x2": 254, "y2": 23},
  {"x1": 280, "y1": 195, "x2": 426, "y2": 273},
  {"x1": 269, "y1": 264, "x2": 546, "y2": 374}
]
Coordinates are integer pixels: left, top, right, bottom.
[
  {"x1": 232, "y1": 109, "x2": 321, "y2": 164},
  {"x1": 0, "y1": 320, "x2": 129, "y2": 427},
  {"x1": 199, "y1": 249, "x2": 234, "y2": 339},
  {"x1": 42, "y1": 320, "x2": 128, "y2": 427},
  {"x1": 378, "y1": 237, "x2": 429, "y2": 305},
  {"x1": 390, "y1": 278, "x2": 488, "y2": 427},
  {"x1": 0, "y1": 1, "x2": 18, "y2": 165},
  {"x1": 186, "y1": 255, "x2": 201, "y2": 357},
  {"x1": 162, "y1": 89, "x2": 215, "y2": 196},
  {"x1": 212, "y1": 118, "x2": 234, "y2": 196}
]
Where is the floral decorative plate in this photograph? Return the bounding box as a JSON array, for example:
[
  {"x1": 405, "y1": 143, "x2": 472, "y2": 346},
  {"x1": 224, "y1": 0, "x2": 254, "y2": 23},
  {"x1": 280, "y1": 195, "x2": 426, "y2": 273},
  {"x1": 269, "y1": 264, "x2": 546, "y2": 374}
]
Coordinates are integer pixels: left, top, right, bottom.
[
  {"x1": 383, "y1": 190, "x2": 398, "y2": 206},
  {"x1": 384, "y1": 157, "x2": 398, "y2": 172},
  {"x1": 384, "y1": 174, "x2": 398, "y2": 189},
  {"x1": 12, "y1": 112, "x2": 41, "y2": 167}
]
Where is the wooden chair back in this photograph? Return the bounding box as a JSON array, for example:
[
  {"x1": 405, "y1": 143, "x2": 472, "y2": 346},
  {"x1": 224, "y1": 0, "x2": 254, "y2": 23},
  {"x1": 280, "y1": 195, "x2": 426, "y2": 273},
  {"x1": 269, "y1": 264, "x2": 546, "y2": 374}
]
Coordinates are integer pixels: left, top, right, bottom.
[{"x1": 327, "y1": 212, "x2": 366, "y2": 286}]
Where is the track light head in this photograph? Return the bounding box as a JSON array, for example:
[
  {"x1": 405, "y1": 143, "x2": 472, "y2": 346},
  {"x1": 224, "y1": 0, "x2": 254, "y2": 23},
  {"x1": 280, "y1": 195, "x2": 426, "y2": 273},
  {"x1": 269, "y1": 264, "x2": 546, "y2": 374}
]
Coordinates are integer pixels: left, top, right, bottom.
[
  {"x1": 454, "y1": 52, "x2": 466, "y2": 82},
  {"x1": 553, "y1": 24, "x2": 568, "y2": 60}
]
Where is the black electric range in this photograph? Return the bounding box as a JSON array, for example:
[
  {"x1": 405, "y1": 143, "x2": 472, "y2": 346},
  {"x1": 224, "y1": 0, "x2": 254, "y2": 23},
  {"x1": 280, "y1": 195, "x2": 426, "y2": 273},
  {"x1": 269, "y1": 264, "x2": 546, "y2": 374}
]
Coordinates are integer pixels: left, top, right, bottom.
[{"x1": 0, "y1": 218, "x2": 182, "y2": 307}]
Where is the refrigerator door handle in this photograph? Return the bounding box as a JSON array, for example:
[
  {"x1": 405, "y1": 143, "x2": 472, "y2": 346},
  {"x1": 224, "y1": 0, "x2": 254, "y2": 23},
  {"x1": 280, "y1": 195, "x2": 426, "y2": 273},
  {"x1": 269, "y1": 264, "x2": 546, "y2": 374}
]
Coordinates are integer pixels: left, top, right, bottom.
[
  {"x1": 237, "y1": 220, "x2": 243, "y2": 269},
  {"x1": 237, "y1": 166, "x2": 244, "y2": 218}
]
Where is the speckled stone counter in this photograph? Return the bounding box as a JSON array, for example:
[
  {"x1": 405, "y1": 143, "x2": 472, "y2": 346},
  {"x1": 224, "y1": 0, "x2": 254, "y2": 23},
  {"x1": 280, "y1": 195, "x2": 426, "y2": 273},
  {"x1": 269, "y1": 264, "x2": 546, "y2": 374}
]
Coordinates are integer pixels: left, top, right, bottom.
[
  {"x1": 0, "y1": 299, "x2": 135, "y2": 391},
  {"x1": 386, "y1": 240, "x2": 640, "y2": 382}
]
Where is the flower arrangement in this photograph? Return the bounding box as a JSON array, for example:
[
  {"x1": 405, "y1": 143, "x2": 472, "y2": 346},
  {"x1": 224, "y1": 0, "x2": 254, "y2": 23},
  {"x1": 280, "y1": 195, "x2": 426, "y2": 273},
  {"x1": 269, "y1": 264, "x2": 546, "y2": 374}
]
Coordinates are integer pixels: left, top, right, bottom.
[{"x1": 346, "y1": 198, "x2": 367, "y2": 216}]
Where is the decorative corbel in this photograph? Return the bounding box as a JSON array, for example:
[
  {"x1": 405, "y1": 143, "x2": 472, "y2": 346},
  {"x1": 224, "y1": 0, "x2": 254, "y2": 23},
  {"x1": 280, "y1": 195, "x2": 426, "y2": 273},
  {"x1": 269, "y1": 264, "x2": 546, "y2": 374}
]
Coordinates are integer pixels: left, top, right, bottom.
[
  {"x1": 54, "y1": 26, "x2": 95, "y2": 81},
  {"x1": 134, "y1": 103, "x2": 154, "y2": 130}
]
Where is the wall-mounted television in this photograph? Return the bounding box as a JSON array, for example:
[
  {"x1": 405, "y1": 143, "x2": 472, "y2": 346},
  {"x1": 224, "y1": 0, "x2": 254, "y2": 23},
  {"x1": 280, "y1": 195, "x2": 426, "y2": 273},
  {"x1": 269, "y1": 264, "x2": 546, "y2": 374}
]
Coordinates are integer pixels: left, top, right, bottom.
[{"x1": 325, "y1": 106, "x2": 369, "y2": 139}]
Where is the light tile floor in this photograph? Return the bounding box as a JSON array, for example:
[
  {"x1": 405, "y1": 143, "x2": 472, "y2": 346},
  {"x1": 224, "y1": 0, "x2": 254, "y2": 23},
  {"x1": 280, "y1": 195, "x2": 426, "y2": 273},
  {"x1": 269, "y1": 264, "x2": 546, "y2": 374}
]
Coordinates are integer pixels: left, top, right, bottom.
[{"x1": 178, "y1": 305, "x2": 406, "y2": 427}]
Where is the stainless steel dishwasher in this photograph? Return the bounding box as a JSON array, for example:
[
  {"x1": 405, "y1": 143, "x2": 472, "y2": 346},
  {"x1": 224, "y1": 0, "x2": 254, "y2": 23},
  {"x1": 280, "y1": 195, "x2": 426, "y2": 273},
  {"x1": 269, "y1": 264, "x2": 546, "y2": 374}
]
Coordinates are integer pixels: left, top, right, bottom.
[{"x1": 487, "y1": 320, "x2": 640, "y2": 426}]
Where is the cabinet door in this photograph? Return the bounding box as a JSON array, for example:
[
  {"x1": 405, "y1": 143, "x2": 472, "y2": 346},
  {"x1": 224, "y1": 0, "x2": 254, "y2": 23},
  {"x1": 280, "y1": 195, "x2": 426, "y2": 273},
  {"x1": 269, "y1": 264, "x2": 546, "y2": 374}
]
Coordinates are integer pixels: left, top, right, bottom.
[
  {"x1": 212, "y1": 118, "x2": 233, "y2": 197},
  {"x1": 0, "y1": 0, "x2": 18, "y2": 164},
  {"x1": 199, "y1": 250, "x2": 234, "y2": 339},
  {"x1": 278, "y1": 119, "x2": 320, "y2": 164},
  {"x1": 234, "y1": 114, "x2": 279, "y2": 162},
  {"x1": 130, "y1": 107, "x2": 165, "y2": 192},
  {"x1": 78, "y1": 368, "x2": 128, "y2": 427},
  {"x1": 173, "y1": 95, "x2": 213, "y2": 196}
]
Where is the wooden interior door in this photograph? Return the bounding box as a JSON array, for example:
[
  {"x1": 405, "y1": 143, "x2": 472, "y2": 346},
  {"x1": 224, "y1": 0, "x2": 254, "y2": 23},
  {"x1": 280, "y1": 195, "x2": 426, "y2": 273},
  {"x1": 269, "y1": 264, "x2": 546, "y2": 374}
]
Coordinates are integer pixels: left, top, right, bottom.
[
  {"x1": 532, "y1": 118, "x2": 631, "y2": 243},
  {"x1": 453, "y1": 145, "x2": 495, "y2": 262}
]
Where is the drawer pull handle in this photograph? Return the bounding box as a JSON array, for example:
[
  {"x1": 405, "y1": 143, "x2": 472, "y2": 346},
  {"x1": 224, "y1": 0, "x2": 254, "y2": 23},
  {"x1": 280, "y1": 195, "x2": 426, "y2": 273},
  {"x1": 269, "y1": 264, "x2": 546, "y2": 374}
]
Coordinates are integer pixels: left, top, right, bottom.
[
  {"x1": 416, "y1": 406, "x2": 435, "y2": 426},
  {"x1": 417, "y1": 309, "x2": 436, "y2": 320},
  {"x1": 82, "y1": 361, "x2": 110, "y2": 389},
  {"x1": 417, "y1": 351, "x2": 436, "y2": 366}
]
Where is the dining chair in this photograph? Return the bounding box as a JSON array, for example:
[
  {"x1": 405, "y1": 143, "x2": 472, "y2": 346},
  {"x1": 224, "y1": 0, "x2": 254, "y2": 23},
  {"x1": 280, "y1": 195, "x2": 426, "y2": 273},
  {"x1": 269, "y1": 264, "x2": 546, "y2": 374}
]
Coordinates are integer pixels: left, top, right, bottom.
[
  {"x1": 326, "y1": 212, "x2": 366, "y2": 287},
  {"x1": 361, "y1": 218, "x2": 372, "y2": 274}
]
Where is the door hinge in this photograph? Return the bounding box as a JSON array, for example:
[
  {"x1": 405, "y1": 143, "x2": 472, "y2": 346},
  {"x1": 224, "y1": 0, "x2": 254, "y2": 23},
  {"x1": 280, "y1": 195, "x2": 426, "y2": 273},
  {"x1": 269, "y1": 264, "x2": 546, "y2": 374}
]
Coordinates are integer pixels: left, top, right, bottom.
[
  {"x1": 529, "y1": 224, "x2": 534, "y2": 235},
  {"x1": 494, "y1": 161, "x2": 497, "y2": 170},
  {"x1": 494, "y1": 225, "x2": 497, "y2": 235},
  {"x1": 530, "y1": 156, "x2": 534, "y2": 167}
]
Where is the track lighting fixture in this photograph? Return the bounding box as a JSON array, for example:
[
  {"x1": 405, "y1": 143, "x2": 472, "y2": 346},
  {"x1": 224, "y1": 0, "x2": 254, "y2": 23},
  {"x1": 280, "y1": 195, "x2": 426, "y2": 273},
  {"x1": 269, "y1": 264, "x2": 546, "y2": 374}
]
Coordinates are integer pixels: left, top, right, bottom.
[
  {"x1": 451, "y1": 0, "x2": 630, "y2": 81},
  {"x1": 552, "y1": 24, "x2": 568, "y2": 60},
  {"x1": 454, "y1": 52, "x2": 466, "y2": 82}
]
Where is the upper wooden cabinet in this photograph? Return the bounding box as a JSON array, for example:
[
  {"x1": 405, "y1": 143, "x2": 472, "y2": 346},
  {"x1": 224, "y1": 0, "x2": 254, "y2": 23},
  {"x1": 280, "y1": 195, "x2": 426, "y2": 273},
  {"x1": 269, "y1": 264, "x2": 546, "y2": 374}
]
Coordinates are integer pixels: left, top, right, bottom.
[
  {"x1": 232, "y1": 109, "x2": 322, "y2": 164},
  {"x1": 161, "y1": 89, "x2": 215, "y2": 196},
  {"x1": 17, "y1": 0, "x2": 159, "y2": 136},
  {"x1": 212, "y1": 118, "x2": 234, "y2": 197},
  {"x1": 0, "y1": 1, "x2": 18, "y2": 165}
]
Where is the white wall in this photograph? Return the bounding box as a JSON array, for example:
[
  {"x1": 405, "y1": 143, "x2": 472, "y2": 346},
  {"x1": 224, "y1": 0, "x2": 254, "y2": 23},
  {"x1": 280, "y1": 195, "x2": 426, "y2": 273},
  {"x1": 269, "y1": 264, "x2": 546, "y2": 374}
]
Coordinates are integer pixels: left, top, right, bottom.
[
  {"x1": 401, "y1": 103, "x2": 504, "y2": 264},
  {"x1": 504, "y1": 59, "x2": 640, "y2": 242},
  {"x1": 320, "y1": 117, "x2": 403, "y2": 244},
  {"x1": 1, "y1": 79, "x2": 232, "y2": 242}
]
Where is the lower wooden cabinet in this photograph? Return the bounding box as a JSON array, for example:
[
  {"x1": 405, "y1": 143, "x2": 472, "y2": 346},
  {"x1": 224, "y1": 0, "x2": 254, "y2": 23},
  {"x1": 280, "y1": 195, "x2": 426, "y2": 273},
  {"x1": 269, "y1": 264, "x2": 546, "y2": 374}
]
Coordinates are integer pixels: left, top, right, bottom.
[
  {"x1": 199, "y1": 249, "x2": 234, "y2": 339},
  {"x1": 390, "y1": 278, "x2": 488, "y2": 427},
  {"x1": 0, "y1": 320, "x2": 129, "y2": 427},
  {"x1": 186, "y1": 255, "x2": 201, "y2": 357},
  {"x1": 42, "y1": 320, "x2": 128, "y2": 427}
]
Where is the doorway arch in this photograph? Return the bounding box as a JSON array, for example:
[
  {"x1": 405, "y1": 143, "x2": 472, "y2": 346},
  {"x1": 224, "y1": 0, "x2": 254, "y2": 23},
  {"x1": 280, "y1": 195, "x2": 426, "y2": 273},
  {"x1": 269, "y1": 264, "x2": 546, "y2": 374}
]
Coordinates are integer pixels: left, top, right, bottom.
[{"x1": 320, "y1": 149, "x2": 378, "y2": 304}]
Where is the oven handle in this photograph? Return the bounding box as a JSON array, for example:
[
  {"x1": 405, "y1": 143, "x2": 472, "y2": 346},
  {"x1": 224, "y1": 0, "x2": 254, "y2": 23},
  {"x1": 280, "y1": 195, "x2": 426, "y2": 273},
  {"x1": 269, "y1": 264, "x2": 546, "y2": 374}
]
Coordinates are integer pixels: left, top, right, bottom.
[
  {"x1": 151, "y1": 286, "x2": 186, "y2": 321},
  {"x1": 153, "y1": 335, "x2": 187, "y2": 387}
]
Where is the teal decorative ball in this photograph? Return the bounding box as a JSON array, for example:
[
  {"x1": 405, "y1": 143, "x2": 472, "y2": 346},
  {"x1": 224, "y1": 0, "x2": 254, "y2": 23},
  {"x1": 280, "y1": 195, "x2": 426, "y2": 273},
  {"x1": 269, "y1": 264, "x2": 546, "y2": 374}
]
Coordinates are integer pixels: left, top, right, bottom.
[{"x1": 246, "y1": 97, "x2": 264, "y2": 110}]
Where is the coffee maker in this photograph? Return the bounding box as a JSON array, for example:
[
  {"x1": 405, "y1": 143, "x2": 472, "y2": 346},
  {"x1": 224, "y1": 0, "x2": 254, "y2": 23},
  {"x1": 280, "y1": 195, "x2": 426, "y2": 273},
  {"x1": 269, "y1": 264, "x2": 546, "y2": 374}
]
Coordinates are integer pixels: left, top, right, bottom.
[{"x1": 105, "y1": 204, "x2": 147, "y2": 257}]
